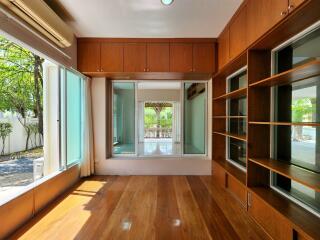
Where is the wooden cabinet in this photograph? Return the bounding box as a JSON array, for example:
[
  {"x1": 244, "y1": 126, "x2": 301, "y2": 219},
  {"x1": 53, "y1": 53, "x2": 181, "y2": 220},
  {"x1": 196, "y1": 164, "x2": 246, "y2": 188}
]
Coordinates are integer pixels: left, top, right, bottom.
[
  {"x1": 248, "y1": 191, "x2": 293, "y2": 240},
  {"x1": 247, "y1": 0, "x2": 288, "y2": 46},
  {"x1": 218, "y1": 27, "x2": 230, "y2": 70},
  {"x1": 147, "y1": 43, "x2": 169, "y2": 72},
  {"x1": 100, "y1": 43, "x2": 124, "y2": 72},
  {"x1": 226, "y1": 175, "x2": 247, "y2": 206},
  {"x1": 170, "y1": 43, "x2": 193, "y2": 72},
  {"x1": 193, "y1": 43, "x2": 215, "y2": 73},
  {"x1": 77, "y1": 41, "x2": 100, "y2": 72},
  {"x1": 124, "y1": 43, "x2": 147, "y2": 72},
  {"x1": 229, "y1": 4, "x2": 247, "y2": 60}
]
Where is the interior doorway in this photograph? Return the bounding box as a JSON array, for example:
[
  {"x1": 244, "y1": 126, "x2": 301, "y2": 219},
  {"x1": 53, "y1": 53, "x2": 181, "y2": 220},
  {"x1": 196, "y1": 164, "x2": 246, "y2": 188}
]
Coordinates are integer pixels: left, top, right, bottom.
[{"x1": 137, "y1": 82, "x2": 181, "y2": 156}]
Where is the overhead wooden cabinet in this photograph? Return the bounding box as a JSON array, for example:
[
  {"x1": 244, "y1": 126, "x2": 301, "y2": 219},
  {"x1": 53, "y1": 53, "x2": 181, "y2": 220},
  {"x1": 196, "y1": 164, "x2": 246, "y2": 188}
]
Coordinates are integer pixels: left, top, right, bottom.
[
  {"x1": 100, "y1": 43, "x2": 124, "y2": 72},
  {"x1": 147, "y1": 43, "x2": 169, "y2": 72},
  {"x1": 218, "y1": 27, "x2": 230, "y2": 70},
  {"x1": 124, "y1": 43, "x2": 147, "y2": 72},
  {"x1": 170, "y1": 43, "x2": 193, "y2": 72},
  {"x1": 246, "y1": 0, "x2": 288, "y2": 46},
  {"x1": 229, "y1": 4, "x2": 247, "y2": 60},
  {"x1": 77, "y1": 41, "x2": 100, "y2": 72},
  {"x1": 193, "y1": 43, "x2": 215, "y2": 73}
]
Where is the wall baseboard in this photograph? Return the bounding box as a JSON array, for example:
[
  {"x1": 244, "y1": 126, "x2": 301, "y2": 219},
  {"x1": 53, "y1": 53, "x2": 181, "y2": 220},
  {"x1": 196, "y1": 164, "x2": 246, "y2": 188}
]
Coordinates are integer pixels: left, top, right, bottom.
[{"x1": 95, "y1": 158, "x2": 212, "y2": 175}]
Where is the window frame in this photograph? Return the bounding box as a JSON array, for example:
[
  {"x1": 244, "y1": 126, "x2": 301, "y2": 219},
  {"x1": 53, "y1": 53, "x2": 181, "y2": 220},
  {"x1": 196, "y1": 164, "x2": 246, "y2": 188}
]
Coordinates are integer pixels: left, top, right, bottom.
[{"x1": 225, "y1": 66, "x2": 248, "y2": 172}]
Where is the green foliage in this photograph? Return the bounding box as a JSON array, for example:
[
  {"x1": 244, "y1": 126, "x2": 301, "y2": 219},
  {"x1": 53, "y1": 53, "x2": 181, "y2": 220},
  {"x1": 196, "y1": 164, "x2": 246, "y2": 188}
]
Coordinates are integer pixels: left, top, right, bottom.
[
  {"x1": 144, "y1": 107, "x2": 172, "y2": 129},
  {"x1": 0, "y1": 35, "x2": 44, "y2": 150},
  {"x1": 0, "y1": 122, "x2": 12, "y2": 155},
  {"x1": 291, "y1": 98, "x2": 314, "y2": 122}
]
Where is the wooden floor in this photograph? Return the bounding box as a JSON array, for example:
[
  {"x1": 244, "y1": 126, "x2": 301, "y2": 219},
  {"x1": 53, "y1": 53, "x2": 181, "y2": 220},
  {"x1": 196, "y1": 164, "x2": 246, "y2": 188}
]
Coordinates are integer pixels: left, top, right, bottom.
[{"x1": 11, "y1": 176, "x2": 270, "y2": 240}]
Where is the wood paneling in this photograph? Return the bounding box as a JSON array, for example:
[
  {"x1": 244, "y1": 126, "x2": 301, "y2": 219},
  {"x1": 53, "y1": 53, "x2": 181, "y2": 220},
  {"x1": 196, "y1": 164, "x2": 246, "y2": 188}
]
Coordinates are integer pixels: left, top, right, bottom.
[
  {"x1": 0, "y1": 165, "x2": 80, "y2": 239},
  {"x1": 170, "y1": 43, "x2": 193, "y2": 72},
  {"x1": 246, "y1": 0, "x2": 288, "y2": 46},
  {"x1": 77, "y1": 41, "x2": 100, "y2": 72},
  {"x1": 193, "y1": 43, "x2": 215, "y2": 73},
  {"x1": 100, "y1": 43, "x2": 124, "y2": 72},
  {"x1": 226, "y1": 174, "x2": 247, "y2": 206},
  {"x1": 147, "y1": 43, "x2": 169, "y2": 72},
  {"x1": 124, "y1": 43, "x2": 147, "y2": 72},
  {"x1": 218, "y1": 27, "x2": 230, "y2": 70},
  {"x1": 229, "y1": 4, "x2": 247, "y2": 60},
  {"x1": 212, "y1": 161, "x2": 226, "y2": 187},
  {"x1": 248, "y1": 190, "x2": 293, "y2": 240}
]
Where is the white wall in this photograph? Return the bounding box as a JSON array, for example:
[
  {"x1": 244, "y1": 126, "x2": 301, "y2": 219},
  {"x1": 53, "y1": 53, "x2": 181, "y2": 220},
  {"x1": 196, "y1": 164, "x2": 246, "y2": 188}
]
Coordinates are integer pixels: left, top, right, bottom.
[
  {"x1": 0, "y1": 115, "x2": 41, "y2": 155},
  {"x1": 137, "y1": 89, "x2": 180, "y2": 102},
  {"x1": 91, "y1": 78, "x2": 211, "y2": 175}
]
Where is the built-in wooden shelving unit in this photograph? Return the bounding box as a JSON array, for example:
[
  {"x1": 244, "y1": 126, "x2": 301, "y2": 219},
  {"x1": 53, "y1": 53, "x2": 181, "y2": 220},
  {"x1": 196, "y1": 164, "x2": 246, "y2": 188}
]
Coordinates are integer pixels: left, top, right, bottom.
[
  {"x1": 215, "y1": 158, "x2": 246, "y2": 185},
  {"x1": 249, "y1": 60, "x2": 320, "y2": 87},
  {"x1": 249, "y1": 158, "x2": 320, "y2": 192},
  {"x1": 213, "y1": 116, "x2": 247, "y2": 119},
  {"x1": 249, "y1": 187, "x2": 319, "y2": 240},
  {"x1": 213, "y1": 131, "x2": 247, "y2": 142},
  {"x1": 249, "y1": 121, "x2": 320, "y2": 127},
  {"x1": 213, "y1": 87, "x2": 247, "y2": 101},
  {"x1": 212, "y1": 15, "x2": 320, "y2": 238}
]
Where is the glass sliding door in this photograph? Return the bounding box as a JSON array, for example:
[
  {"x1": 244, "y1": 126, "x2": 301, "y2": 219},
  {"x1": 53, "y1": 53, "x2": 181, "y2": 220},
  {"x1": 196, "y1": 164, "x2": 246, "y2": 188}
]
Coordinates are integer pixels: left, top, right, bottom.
[
  {"x1": 183, "y1": 82, "x2": 206, "y2": 154},
  {"x1": 113, "y1": 82, "x2": 136, "y2": 155},
  {"x1": 60, "y1": 69, "x2": 85, "y2": 167},
  {"x1": 66, "y1": 70, "x2": 84, "y2": 165}
]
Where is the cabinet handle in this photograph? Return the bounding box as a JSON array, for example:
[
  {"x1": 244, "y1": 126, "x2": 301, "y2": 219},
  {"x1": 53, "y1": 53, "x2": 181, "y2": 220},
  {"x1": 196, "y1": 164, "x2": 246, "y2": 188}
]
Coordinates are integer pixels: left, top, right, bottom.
[
  {"x1": 248, "y1": 192, "x2": 252, "y2": 207},
  {"x1": 288, "y1": 4, "x2": 295, "y2": 10},
  {"x1": 280, "y1": 10, "x2": 288, "y2": 16}
]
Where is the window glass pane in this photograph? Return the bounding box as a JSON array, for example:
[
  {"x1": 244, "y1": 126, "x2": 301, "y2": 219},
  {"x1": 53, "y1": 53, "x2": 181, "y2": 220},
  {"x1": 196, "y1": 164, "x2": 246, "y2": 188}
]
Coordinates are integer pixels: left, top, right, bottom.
[
  {"x1": 275, "y1": 27, "x2": 320, "y2": 74},
  {"x1": 227, "y1": 138, "x2": 246, "y2": 168},
  {"x1": 229, "y1": 97, "x2": 247, "y2": 116},
  {"x1": 272, "y1": 173, "x2": 320, "y2": 215},
  {"x1": 113, "y1": 83, "x2": 135, "y2": 154},
  {"x1": 184, "y1": 83, "x2": 206, "y2": 154},
  {"x1": 274, "y1": 125, "x2": 319, "y2": 173},
  {"x1": 274, "y1": 80, "x2": 320, "y2": 173},
  {"x1": 66, "y1": 70, "x2": 83, "y2": 165},
  {"x1": 0, "y1": 35, "x2": 60, "y2": 199},
  {"x1": 228, "y1": 70, "x2": 247, "y2": 92}
]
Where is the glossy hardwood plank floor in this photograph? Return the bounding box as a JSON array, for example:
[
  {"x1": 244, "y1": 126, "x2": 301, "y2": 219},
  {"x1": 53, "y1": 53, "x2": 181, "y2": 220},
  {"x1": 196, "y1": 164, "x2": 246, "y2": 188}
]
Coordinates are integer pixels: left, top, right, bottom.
[{"x1": 11, "y1": 176, "x2": 270, "y2": 240}]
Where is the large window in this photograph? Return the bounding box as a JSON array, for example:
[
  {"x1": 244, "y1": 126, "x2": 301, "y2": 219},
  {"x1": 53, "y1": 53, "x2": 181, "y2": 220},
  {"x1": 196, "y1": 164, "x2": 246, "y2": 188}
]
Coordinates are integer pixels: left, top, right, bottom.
[
  {"x1": 0, "y1": 34, "x2": 85, "y2": 202},
  {"x1": 272, "y1": 25, "x2": 320, "y2": 216},
  {"x1": 0, "y1": 35, "x2": 58, "y2": 199}
]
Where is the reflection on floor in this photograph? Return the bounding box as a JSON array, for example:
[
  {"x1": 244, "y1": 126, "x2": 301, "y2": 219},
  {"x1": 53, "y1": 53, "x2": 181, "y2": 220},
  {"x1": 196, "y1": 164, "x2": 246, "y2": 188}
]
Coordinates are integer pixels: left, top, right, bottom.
[
  {"x1": 114, "y1": 139, "x2": 204, "y2": 156},
  {"x1": 12, "y1": 176, "x2": 269, "y2": 240},
  {"x1": 139, "y1": 139, "x2": 181, "y2": 156}
]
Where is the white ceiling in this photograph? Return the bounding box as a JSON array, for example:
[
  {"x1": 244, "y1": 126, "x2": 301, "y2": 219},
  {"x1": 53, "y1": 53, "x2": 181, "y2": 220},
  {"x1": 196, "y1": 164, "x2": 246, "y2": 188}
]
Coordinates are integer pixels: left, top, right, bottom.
[{"x1": 58, "y1": 0, "x2": 242, "y2": 38}]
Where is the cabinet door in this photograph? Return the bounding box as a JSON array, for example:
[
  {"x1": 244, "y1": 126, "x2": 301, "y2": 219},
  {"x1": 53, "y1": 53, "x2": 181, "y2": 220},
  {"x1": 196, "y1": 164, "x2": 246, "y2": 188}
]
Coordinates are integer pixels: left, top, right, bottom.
[
  {"x1": 248, "y1": 192, "x2": 293, "y2": 240},
  {"x1": 193, "y1": 43, "x2": 215, "y2": 73},
  {"x1": 218, "y1": 27, "x2": 230, "y2": 70},
  {"x1": 147, "y1": 43, "x2": 169, "y2": 72},
  {"x1": 247, "y1": 0, "x2": 288, "y2": 46},
  {"x1": 100, "y1": 43, "x2": 124, "y2": 72},
  {"x1": 229, "y1": 4, "x2": 247, "y2": 60},
  {"x1": 77, "y1": 41, "x2": 100, "y2": 72},
  {"x1": 170, "y1": 43, "x2": 193, "y2": 72},
  {"x1": 124, "y1": 43, "x2": 147, "y2": 72}
]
